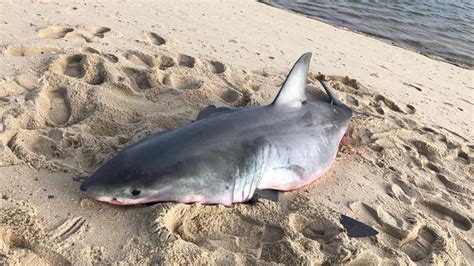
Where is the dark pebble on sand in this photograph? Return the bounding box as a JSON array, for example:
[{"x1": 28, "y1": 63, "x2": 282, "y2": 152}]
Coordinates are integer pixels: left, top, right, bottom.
[{"x1": 48, "y1": 195, "x2": 54, "y2": 199}]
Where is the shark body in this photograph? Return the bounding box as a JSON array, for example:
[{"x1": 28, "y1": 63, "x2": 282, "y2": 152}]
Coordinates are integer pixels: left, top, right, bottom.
[{"x1": 80, "y1": 53, "x2": 353, "y2": 206}]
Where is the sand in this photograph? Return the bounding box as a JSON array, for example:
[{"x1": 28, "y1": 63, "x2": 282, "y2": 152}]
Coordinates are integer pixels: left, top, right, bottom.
[{"x1": 0, "y1": 1, "x2": 472, "y2": 264}]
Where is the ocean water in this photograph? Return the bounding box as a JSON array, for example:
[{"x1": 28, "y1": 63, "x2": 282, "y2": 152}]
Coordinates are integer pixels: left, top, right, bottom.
[{"x1": 263, "y1": 0, "x2": 474, "y2": 68}]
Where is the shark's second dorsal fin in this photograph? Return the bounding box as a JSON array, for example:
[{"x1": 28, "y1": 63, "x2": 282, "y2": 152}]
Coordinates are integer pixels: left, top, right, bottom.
[
  {"x1": 272, "y1": 52, "x2": 312, "y2": 108},
  {"x1": 317, "y1": 79, "x2": 342, "y2": 106}
]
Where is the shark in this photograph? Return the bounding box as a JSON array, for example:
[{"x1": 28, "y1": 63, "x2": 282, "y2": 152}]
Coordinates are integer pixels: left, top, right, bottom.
[{"x1": 80, "y1": 52, "x2": 353, "y2": 207}]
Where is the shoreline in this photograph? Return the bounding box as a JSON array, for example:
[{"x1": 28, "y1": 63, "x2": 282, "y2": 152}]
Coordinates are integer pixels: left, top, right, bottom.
[{"x1": 259, "y1": 1, "x2": 473, "y2": 70}]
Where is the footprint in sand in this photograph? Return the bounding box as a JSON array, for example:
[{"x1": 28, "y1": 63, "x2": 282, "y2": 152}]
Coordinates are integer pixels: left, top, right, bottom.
[
  {"x1": 410, "y1": 139, "x2": 442, "y2": 163},
  {"x1": 208, "y1": 60, "x2": 226, "y2": 74},
  {"x1": 220, "y1": 87, "x2": 242, "y2": 104},
  {"x1": 46, "y1": 87, "x2": 71, "y2": 126},
  {"x1": 60, "y1": 54, "x2": 106, "y2": 85},
  {"x1": 85, "y1": 26, "x2": 111, "y2": 38},
  {"x1": 456, "y1": 150, "x2": 471, "y2": 164},
  {"x1": 400, "y1": 226, "x2": 439, "y2": 262},
  {"x1": 4, "y1": 45, "x2": 63, "y2": 57},
  {"x1": 259, "y1": 237, "x2": 304, "y2": 264},
  {"x1": 146, "y1": 32, "x2": 166, "y2": 46},
  {"x1": 374, "y1": 106, "x2": 385, "y2": 115},
  {"x1": 0, "y1": 200, "x2": 70, "y2": 265},
  {"x1": 123, "y1": 68, "x2": 153, "y2": 90},
  {"x1": 7, "y1": 131, "x2": 59, "y2": 169},
  {"x1": 158, "y1": 55, "x2": 176, "y2": 70},
  {"x1": 435, "y1": 173, "x2": 472, "y2": 195},
  {"x1": 80, "y1": 47, "x2": 118, "y2": 63},
  {"x1": 387, "y1": 183, "x2": 416, "y2": 205},
  {"x1": 418, "y1": 200, "x2": 472, "y2": 231},
  {"x1": 167, "y1": 74, "x2": 203, "y2": 91},
  {"x1": 65, "y1": 32, "x2": 92, "y2": 43},
  {"x1": 37, "y1": 26, "x2": 73, "y2": 39},
  {"x1": 84, "y1": 62, "x2": 107, "y2": 85},
  {"x1": 177, "y1": 54, "x2": 196, "y2": 68},
  {"x1": 364, "y1": 92, "x2": 416, "y2": 116},
  {"x1": 348, "y1": 201, "x2": 454, "y2": 263},
  {"x1": 385, "y1": 174, "x2": 472, "y2": 231},
  {"x1": 321, "y1": 75, "x2": 370, "y2": 97},
  {"x1": 350, "y1": 201, "x2": 421, "y2": 241},
  {"x1": 159, "y1": 205, "x2": 284, "y2": 258},
  {"x1": 345, "y1": 95, "x2": 359, "y2": 107},
  {"x1": 372, "y1": 94, "x2": 405, "y2": 114},
  {"x1": 121, "y1": 50, "x2": 155, "y2": 68},
  {"x1": 289, "y1": 213, "x2": 342, "y2": 242},
  {"x1": 2, "y1": 227, "x2": 71, "y2": 265},
  {"x1": 390, "y1": 177, "x2": 423, "y2": 202},
  {"x1": 406, "y1": 104, "x2": 416, "y2": 114},
  {"x1": 79, "y1": 47, "x2": 100, "y2": 54},
  {"x1": 246, "y1": 82, "x2": 260, "y2": 92},
  {"x1": 102, "y1": 53, "x2": 119, "y2": 63},
  {"x1": 62, "y1": 54, "x2": 86, "y2": 78},
  {"x1": 424, "y1": 161, "x2": 441, "y2": 173}
]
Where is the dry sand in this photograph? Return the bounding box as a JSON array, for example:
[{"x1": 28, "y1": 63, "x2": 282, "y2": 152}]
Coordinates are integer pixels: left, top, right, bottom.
[{"x1": 0, "y1": 1, "x2": 472, "y2": 265}]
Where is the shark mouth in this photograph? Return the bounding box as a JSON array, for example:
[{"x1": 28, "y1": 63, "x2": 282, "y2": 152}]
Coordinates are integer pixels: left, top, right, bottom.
[
  {"x1": 93, "y1": 195, "x2": 228, "y2": 206},
  {"x1": 93, "y1": 196, "x2": 159, "y2": 205}
]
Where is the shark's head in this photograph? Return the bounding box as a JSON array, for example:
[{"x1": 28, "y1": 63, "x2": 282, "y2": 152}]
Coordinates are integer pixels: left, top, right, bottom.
[
  {"x1": 80, "y1": 152, "x2": 165, "y2": 205},
  {"x1": 80, "y1": 141, "x2": 230, "y2": 205}
]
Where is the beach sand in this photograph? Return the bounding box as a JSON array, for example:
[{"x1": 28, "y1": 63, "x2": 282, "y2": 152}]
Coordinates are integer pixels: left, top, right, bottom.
[{"x1": 0, "y1": 1, "x2": 472, "y2": 264}]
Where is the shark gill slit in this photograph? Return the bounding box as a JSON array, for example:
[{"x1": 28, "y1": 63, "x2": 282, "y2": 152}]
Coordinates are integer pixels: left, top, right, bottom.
[{"x1": 247, "y1": 158, "x2": 258, "y2": 201}]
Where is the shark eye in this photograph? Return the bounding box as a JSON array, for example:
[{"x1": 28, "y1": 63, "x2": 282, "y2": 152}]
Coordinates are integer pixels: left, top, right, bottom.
[{"x1": 131, "y1": 189, "x2": 141, "y2": 196}]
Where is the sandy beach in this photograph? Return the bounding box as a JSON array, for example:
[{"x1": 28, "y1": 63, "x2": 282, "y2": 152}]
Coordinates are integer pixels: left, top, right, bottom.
[{"x1": 0, "y1": 1, "x2": 472, "y2": 264}]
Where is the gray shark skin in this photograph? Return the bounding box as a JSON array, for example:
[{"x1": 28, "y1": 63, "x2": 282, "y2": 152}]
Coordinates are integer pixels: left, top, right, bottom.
[{"x1": 80, "y1": 53, "x2": 353, "y2": 206}]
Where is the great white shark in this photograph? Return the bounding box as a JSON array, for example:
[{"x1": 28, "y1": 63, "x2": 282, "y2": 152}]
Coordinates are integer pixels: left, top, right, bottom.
[{"x1": 80, "y1": 53, "x2": 353, "y2": 206}]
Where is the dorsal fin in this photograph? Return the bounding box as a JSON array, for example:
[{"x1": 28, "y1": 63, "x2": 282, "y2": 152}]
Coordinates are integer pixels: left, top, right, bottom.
[{"x1": 272, "y1": 52, "x2": 312, "y2": 107}]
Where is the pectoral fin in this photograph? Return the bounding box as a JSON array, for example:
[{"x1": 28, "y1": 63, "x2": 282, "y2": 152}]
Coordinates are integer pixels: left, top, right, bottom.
[{"x1": 252, "y1": 189, "x2": 280, "y2": 203}]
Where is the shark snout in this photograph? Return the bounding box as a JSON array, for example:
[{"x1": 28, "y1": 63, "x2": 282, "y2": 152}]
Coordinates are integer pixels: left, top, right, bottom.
[
  {"x1": 80, "y1": 178, "x2": 102, "y2": 196},
  {"x1": 80, "y1": 181, "x2": 87, "y2": 192}
]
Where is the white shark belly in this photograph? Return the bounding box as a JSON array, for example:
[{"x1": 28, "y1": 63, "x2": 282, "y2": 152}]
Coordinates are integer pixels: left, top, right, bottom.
[{"x1": 257, "y1": 130, "x2": 344, "y2": 191}]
